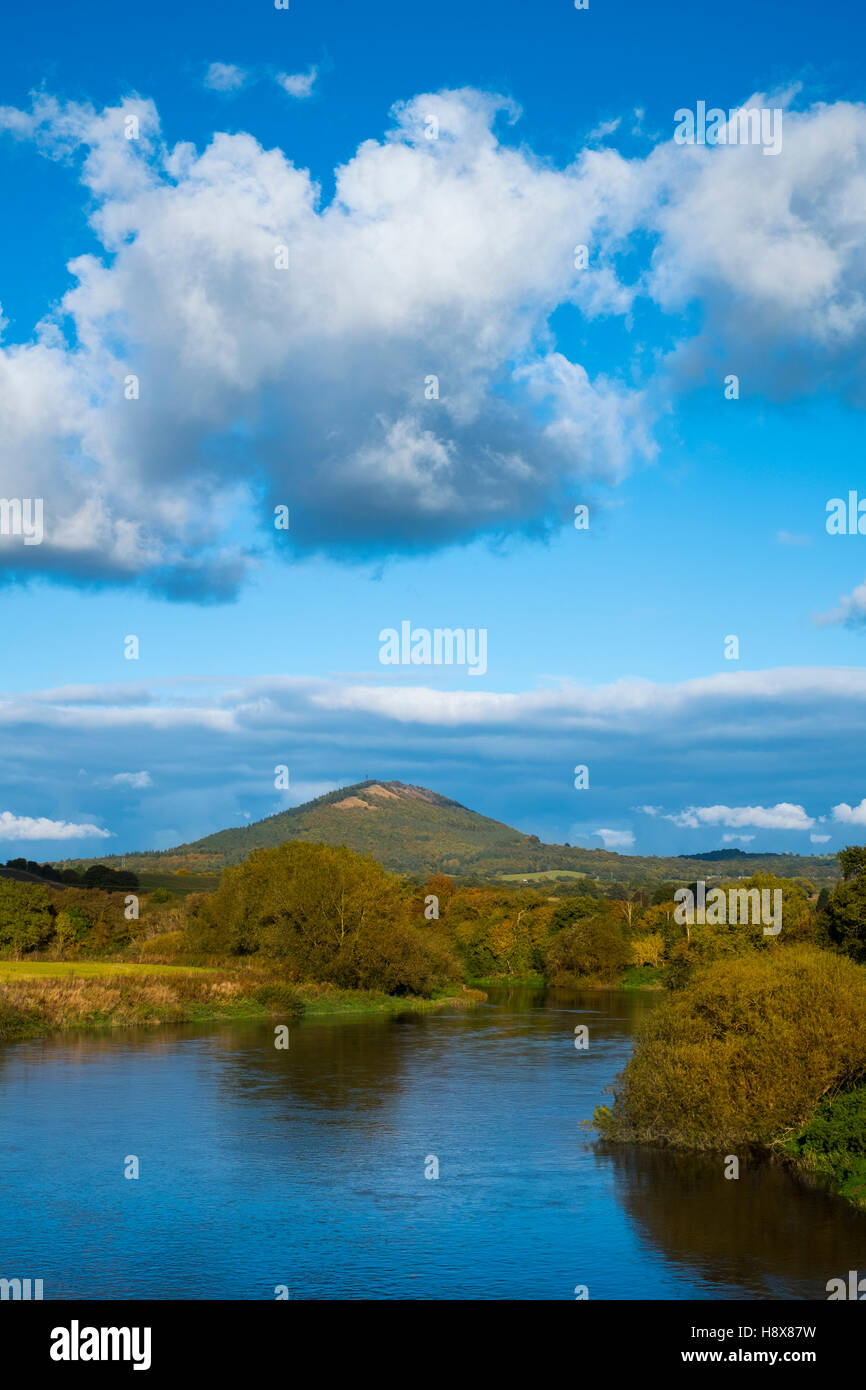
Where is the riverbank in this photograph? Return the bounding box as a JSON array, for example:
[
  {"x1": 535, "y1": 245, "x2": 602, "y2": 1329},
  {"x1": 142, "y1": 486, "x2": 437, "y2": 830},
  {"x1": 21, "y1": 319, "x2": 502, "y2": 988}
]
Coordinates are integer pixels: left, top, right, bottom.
[
  {"x1": 468, "y1": 965, "x2": 664, "y2": 991},
  {"x1": 0, "y1": 959, "x2": 487, "y2": 1042}
]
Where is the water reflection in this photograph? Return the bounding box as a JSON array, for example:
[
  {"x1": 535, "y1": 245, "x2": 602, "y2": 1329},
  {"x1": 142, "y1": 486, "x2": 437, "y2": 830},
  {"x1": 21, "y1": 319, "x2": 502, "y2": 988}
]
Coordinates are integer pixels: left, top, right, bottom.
[
  {"x1": 603, "y1": 1144, "x2": 866, "y2": 1300},
  {"x1": 0, "y1": 987, "x2": 861, "y2": 1299}
]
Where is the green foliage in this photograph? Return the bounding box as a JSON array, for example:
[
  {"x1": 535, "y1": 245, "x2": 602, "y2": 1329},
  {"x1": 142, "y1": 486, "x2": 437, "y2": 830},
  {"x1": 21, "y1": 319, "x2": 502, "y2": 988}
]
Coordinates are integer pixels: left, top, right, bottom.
[
  {"x1": 0, "y1": 880, "x2": 54, "y2": 953},
  {"x1": 439, "y1": 886, "x2": 555, "y2": 977},
  {"x1": 80, "y1": 864, "x2": 139, "y2": 890},
  {"x1": 544, "y1": 913, "x2": 632, "y2": 985},
  {"x1": 54, "y1": 905, "x2": 92, "y2": 951},
  {"x1": 596, "y1": 946, "x2": 866, "y2": 1148},
  {"x1": 837, "y1": 845, "x2": 866, "y2": 881},
  {"x1": 785, "y1": 1084, "x2": 866, "y2": 1208},
  {"x1": 251, "y1": 981, "x2": 302, "y2": 1013},
  {"x1": 185, "y1": 841, "x2": 457, "y2": 995},
  {"x1": 7, "y1": 862, "x2": 140, "y2": 891},
  {"x1": 819, "y1": 849, "x2": 866, "y2": 962},
  {"x1": 788, "y1": 1085, "x2": 866, "y2": 1158},
  {"x1": 549, "y1": 894, "x2": 604, "y2": 933},
  {"x1": 4, "y1": 858, "x2": 68, "y2": 885},
  {"x1": 662, "y1": 873, "x2": 813, "y2": 989}
]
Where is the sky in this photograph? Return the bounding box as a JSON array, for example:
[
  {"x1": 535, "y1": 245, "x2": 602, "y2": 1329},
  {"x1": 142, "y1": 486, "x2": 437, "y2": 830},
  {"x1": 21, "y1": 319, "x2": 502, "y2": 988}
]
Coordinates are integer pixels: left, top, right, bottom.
[{"x1": 1, "y1": 0, "x2": 866, "y2": 860}]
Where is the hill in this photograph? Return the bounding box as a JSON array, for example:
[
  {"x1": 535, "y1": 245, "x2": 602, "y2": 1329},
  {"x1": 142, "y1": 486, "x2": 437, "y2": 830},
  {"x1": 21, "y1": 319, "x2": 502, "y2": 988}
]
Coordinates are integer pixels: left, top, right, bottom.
[
  {"x1": 158, "y1": 781, "x2": 529, "y2": 876},
  {"x1": 0, "y1": 865, "x2": 68, "y2": 889},
  {"x1": 58, "y1": 779, "x2": 841, "y2": 886}
]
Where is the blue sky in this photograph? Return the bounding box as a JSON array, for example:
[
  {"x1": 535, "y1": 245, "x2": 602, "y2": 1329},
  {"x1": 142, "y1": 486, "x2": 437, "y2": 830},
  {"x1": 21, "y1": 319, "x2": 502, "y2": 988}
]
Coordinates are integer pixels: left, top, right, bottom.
[{"x1": 1, "y1": 0, "x2": 866, "y2": 860}]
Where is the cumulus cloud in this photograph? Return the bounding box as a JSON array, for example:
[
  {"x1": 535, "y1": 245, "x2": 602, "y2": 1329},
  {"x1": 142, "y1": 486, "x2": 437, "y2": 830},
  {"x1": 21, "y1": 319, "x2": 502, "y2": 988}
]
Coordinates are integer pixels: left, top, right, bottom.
[
  {"x1": 1, "y1": 85, "x2": 866, "y2": 600},
  {"x1": 0, "y1": 87, "x2": 657, "y2": 597},
  {"x1": 203, "y1": 63, "x2": 248, "y2": 93},
  {"x1": 0, "y1": 811, "x2": 110, "y2": 841},
  {"x1": 644, "y1": 92, "x2": 866, "y2": 402},
  {"x1": 811, "y1": 833, "x2": 832, "y2": 843},
  {"x1": 832, "y1": 799, "x2": 866, "y2": 824},
  {"x1": 110, "y1": 771, "x2": 153, "y2": 788},
  {"x1": 665, "y1": 803, "x2": 815, "y2": 831},
  {"x1": 276, "y1": 67, "x2": 318, "y2": 100}
]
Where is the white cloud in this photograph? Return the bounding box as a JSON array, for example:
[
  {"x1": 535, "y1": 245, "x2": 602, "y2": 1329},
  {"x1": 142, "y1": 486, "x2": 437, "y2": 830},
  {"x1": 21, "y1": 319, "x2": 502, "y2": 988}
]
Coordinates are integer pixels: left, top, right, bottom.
[
  {"x1": 110, "y1": 771, "x2": 153, "y2": 788},
  {"x1": 811, "y1": 833, "x2": 832, "y2": 843},
  {"x1": 203, "y1": 63, "x2": 248, "y2": 93},
  {"x1": 832, "y1": 799, "x2": 866, "y2": 824},
  {"x1": 665, "y1": 803, "x2": 814, "y2": 831},
  {"x1": 594, "y1": 828, "x2": 635, "y2": 850},
  {"x1": 0, "y1": 811, "x2": 110, "y2": 841},
  {"x1": 313, "y1": 665, "x2": 866, "y2": 728},
  {"x1": 722, "y1": 833, "x2": 756, "y2": 843},
  {"x1": 276, "y1": 67, "x2": 318, "y2": 100},
  {"x1": 644, "y1": 92, "x2": 866, "y2": 402},
  {"x1": 2, "y1": 87, "x2": 866, "y2": 597},
  {"x1": 0, "y1": 87, "x2": 655, "y2": 596}
]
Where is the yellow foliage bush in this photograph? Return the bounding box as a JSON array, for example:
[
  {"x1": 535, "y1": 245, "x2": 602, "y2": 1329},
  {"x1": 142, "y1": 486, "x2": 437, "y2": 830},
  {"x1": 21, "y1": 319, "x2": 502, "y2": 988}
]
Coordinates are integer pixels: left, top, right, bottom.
[{"x1": 596, "y1": 946, "x2": 866, "y2": 1148}]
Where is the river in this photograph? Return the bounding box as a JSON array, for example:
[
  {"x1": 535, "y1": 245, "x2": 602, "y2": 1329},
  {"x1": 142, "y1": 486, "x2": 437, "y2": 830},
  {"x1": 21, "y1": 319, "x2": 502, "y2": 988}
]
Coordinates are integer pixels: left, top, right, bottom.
[{"x1": 1, "y1": 985, "x2": 863, "y2": 1299}]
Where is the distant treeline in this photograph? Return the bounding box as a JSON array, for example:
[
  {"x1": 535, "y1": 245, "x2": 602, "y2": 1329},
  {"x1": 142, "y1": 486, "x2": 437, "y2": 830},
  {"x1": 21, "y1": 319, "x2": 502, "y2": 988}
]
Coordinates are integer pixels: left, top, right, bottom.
[{"x1": 3, "y1": 859, "x2": 139, "y2": 890}]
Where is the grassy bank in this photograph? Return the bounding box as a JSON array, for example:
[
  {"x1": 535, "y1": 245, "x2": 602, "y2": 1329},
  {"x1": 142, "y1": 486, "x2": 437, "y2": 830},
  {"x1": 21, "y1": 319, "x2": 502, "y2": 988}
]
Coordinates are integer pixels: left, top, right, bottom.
[
  {"x1": 780, "y1": 1085, "x2": 866, "y2": 1210},
  {"x1": 467, "y1": 967, "x2": 663, "y2": 990},
  {"x1": 0, "y1": 959, "x2": 486, "y2": 1042},
  {"x1": 297, "y1": 981, "x2": 487, "y2": 1017}
]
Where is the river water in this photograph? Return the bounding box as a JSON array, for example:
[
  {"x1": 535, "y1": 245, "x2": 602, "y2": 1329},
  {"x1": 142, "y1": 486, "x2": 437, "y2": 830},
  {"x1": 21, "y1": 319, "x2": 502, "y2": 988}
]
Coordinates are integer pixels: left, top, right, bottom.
[{"x1": 1, "y1": 985, "x2": 863, "y2": 1299}]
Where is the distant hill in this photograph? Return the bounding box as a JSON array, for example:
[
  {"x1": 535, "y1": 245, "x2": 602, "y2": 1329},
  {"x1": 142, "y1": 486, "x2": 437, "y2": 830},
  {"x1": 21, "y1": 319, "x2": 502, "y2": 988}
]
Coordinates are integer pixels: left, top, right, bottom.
[
  {"x1": 59, "y1": 779, "x2": 842, "y2": 886},
  {"x1": 159, "y1": 781, "x2": 530, "y2": 876},
  {"x1": 681, "y1": 848, "x2": 764, "y2": 861},
  {"x1": 0, "y1": 865, "x2": 68, "y2": 889}
]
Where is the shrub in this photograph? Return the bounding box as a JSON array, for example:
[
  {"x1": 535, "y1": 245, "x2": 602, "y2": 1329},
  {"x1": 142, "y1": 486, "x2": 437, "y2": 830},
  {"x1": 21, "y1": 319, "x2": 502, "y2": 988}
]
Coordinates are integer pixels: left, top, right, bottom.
[
  {"x1": 788, "y1": 1085, "x2": 866, "y2": 1159},
  {"x1": 596, "y1": 946, "x2": 866, "y2": 1148},
  {"x1": 251, "y1": 982, "x2": 302, "y2": 1013}
]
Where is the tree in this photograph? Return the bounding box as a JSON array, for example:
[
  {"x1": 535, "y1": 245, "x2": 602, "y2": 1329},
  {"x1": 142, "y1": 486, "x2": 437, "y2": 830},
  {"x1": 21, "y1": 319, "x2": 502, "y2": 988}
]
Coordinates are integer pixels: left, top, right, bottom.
[
  {"x1": 54, "y1": 906, "x2": 91, "y2": 953},
  {"x1": 838, "y1": 845, "x2": 866, "y2": 882},
  {"x1": 631, "y1": 932, "x2": 665, "y2": 968},
  {"x1": 544, "y1": 914, "x2": 631, "y2": 985},
  {"x1": 0, "y1": 880, "x2": 54, "y2": 954},
  {"x1": 424, "y1": 873, "x2": 456, "y2": 909},
  {"x1": 820, "y1": 878, "x2": 866, "y2": 963},
  {"x1": 185, "y1": 841, "x2": 456, "y2": 994}
]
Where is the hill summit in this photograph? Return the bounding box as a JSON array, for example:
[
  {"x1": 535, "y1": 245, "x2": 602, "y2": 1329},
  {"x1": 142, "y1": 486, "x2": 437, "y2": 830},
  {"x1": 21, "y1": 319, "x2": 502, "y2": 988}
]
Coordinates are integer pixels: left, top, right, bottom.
[{"x1": 168, "y1": 779, "x2": 532, "y2": 876}]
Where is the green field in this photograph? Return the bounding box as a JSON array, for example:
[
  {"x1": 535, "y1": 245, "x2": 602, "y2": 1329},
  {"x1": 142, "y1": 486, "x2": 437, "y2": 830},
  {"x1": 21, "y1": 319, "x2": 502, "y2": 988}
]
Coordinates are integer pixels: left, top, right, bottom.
[
  {"x1": 0, "y1": 960, "x2": 216, "y2": 979},
  {"x1": 497, "y1": 870, "x2": 589, "y2": 882}
]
